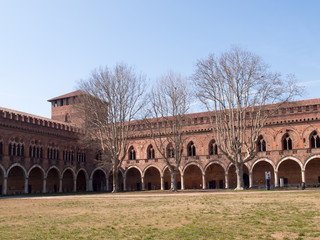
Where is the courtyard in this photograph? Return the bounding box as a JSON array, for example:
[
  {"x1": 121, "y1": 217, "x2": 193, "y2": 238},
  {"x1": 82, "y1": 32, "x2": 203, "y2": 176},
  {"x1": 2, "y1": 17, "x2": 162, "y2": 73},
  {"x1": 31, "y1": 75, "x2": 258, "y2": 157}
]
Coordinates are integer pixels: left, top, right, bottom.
[{"x1": 0, "y1": 190, "x2": 320, "y2": 239}]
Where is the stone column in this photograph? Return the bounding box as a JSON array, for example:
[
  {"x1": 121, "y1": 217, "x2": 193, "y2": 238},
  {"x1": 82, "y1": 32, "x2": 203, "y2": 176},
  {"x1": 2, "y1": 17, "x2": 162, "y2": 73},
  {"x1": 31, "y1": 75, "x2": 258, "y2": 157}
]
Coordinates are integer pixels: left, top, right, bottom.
[
  {"x1": 202, "y1": 174, "x2": 206, "y2": 189},
  {"x1": 141, "y1": 177, "x2": 145, "y2": 191},
  {"x1": 249, "y1": 172, "x2": 253, "y2": 189},
  {"x1": 59, "y1": 178, "x2": 62, "y2": 193},
  {"x1": 24, "y1": 177, "x2": 28, "y2": 194},
  {"x1": 73, "y1": 180, "x2": 77, "y2": 192},
  {"x1": 106, "y1": 178, "x2": 109, "y2": 192},
  {"x1": 181, "y1": 175, "x2": 185, "y2": 190},
  {"x1": 2, "y1": 177, "x2": 7, "y2": 195},
  {"x1": 123, "y1": 177, "x2": 127, "y2": 191},
  {"x1": 42, "y1": 178, "x2": 47, "y2": 194},
  {"x1": 225, "y1": 174, "x2": 229, "y2": 189},
  {"x1": 274, "y1": 171, "x2": 279, "y2": 188},
  {"x1": 160, "y1": 176, "x2": 164, "y2": 190},
  {"x1": 301, "y1": 169, "x2": 306, "y2": 184},
  {"x1": 88, "y1": 179, "x2": 93, "y2": 191}
]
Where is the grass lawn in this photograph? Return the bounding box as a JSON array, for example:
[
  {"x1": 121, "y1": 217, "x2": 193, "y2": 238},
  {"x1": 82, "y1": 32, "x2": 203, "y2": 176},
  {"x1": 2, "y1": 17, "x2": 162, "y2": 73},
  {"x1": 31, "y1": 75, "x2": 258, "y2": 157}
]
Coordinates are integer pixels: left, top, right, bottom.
[{"x1": 1, "y1": 190, "x2": 320, "y2": 239}]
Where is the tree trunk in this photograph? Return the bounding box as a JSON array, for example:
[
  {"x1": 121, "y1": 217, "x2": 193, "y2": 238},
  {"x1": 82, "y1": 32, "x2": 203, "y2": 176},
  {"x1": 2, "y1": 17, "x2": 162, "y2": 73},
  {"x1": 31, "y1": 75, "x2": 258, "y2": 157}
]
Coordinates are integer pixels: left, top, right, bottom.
[
  {"x1": 171, "y1": 170, "x2": 177, "y2": 192},
  {"x1": 112, "y1": 166, "x2": 119, "y2": 193},
  {"x1": 235, "y1": 162, "x2": 244, "y2": 190}
]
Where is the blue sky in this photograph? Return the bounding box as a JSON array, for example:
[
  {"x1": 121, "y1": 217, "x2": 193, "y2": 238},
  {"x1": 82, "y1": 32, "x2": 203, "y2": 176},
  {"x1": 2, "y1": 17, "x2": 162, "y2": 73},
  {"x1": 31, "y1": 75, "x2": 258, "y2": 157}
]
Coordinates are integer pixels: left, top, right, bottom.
[{"x1": 0, "y1": 0, "x2": 319, "y2": 118}]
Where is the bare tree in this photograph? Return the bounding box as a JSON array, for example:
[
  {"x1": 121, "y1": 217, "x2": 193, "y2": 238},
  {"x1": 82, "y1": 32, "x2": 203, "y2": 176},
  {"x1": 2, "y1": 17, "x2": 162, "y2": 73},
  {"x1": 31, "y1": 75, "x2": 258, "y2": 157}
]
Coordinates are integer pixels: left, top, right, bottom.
[
  {"x1": 193, "y1": 47, "x2": 301, "y2": 190},
  {"x1": 144, "y1": 72, "x2": 190, "y2": 191},
  {"x1": 79, "y1": 63, "x2": 145, "y2": 192}
]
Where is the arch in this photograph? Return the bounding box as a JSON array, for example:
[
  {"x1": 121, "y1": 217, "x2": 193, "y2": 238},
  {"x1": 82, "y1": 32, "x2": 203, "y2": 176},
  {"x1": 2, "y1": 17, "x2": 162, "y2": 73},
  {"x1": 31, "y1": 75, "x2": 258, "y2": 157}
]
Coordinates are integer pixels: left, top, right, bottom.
[
  {"x1": 251, "y1": 159, "x2": 275, "y2": 188},
  {"x1": 304, "y1": 155, "x2": 320, "y2": 185},
  {"x1": 204, "y1": 160, "x2": 226, "y2": 173},
  {"x1": 125, "y1": 166, "x2": 142, "y2": 191},
  {"x1": 182, "y1": 161, "x2": 204, "y2": 175},
  {"x1": 92, "y1": 168, "x2": 107, "y2": 192},
  {"x1": 0, "y1": 164, "x2": 5, "y2": 195},
  {"x1": 205, "y1": 161, "x2": 226, "y2": 189},
  {"x1": 277, "y1": 157, "x2": 303, "y2": 186},
  {"x1": 166, "y1": 142, "x2": 175, "y2": 158},
  {"x1": 208, "y1": 139, "x2": 218, "y2": 155},
  {"x1": 143, "y1": 165, "x2": 161, "y2": 190},
  {"x1": 256, "y1": 135, "x2": 266, "y2": 152},
  {"x1": 147, "y1": 144, "x2": 155, "y2": 159},
  {"x1": 28, "y1": 165, "x2": 45, "y2": 194},
  {"x1": 76, "y1": 168, "x2": 88, "y2": 192},
  {"x1": 227, "y1": 163, "x2": 250, "y2": 189},
  {"x1": 108, "y1": 169, "x2": 124, "y2": 192},
  {"x1": 183, "y1": 163, "x2": 203, "y2": 189},
  {"x1": 162, "y1": 166, "x2": 181, "y2": 190},
  {"x1": 187, "y1": 141, "x2": 196, "y2": 157},
  {"x1": 46, "y1": 166, "x2": 60, "y2": 193},
  {"x1": 7, "y1": 163, "x2": 27, "y2": 194},
  {"x1": 128, "y1": 146, "x2": 136, "y2": 160},
  {"x1": 309, "y1": 130, "x2": 320, "y2": 149},
  {"x1": 61, "y1": 167, "x2": 75, "y2": 192},
  {"x1": 276, "y1": 156, "x2": 303, "y2": 171}
]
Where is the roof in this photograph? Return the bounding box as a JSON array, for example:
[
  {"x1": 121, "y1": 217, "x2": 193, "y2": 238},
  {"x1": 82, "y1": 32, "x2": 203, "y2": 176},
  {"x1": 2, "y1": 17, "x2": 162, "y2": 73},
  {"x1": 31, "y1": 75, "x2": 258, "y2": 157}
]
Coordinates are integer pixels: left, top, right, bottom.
[{"x1": 47, "y1": 90, "x2": 84, "y2": 102}]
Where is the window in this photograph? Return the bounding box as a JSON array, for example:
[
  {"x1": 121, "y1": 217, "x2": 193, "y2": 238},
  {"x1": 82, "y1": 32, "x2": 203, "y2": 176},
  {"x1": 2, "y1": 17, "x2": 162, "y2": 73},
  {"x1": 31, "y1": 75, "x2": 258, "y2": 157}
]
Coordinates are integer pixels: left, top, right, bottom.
[
  {"x1": 54, "y1": 101, "x2": 58, "y2": 107},
  {"x1": 29, "y1": 140, "x2": 43, "y2": 159},
  {"x1": 167, "y1": 143, "x2": 175, "y2": 158},
  {"x1": 187, "y1": 141, "x2": 196, "y2": 157},
  {"x1": 63, "y1": 147, "x2": 74, "y2": 162},
  {"x1": 282, "y1": 133, "x2": 293, "y2": 150},
  {"x1": 256, "y1": 135, "x2": 266, "y2": 152},
  {"x1": 209, "y1": 139, "x2": 218, "y2": 155},
  {"x1": 95, "y1": 150, "x2": 102, "y2": 160},
  {"x1": 0, "y1": 140, "x2": 2, "y2": 155},
  {"x1": 147, "y1": 145, "x2": 155, "y2": 159},
  {"x1": 8, "y1": 137, "x2": 24, "y2": 157},
  {"x1": 65, "y1": 113, "x2": 71, "y2": 123},
  {"x1": 77, "y1": 150, "x2": 86, "y2": 163},
  {"x1": 60, "y1": 99, "x2": 64, "y2": 106},
  {"x1": 310, "y1": 131, "x2": 320, "y2": 149},
  {"x1": 128, "y1": 146, "x2": 136, "y2": 160},
  {"x1": 47, "y1": 143, "x2": 59, "y2": 160}
]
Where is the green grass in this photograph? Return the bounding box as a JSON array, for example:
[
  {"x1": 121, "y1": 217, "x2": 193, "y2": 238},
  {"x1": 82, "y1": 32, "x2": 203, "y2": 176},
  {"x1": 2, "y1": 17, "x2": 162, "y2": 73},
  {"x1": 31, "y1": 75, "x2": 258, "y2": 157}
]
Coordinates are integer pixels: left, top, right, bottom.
[{"x1": 1, "y1": 190, "x2": 320, "y2": 239}]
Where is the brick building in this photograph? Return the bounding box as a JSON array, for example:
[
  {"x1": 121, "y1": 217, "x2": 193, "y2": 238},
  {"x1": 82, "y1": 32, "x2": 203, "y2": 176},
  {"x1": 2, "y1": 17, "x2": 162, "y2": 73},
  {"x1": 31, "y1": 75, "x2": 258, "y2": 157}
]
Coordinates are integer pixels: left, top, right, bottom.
[{"x1": 1, "y1": 90, "x2": 320, "y2": 195}]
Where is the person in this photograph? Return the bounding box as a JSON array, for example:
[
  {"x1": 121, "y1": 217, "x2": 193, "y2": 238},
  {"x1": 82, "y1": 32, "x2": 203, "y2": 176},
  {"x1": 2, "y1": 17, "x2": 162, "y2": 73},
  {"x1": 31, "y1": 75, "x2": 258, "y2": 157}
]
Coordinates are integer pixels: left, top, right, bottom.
[{"x1": 302, "y1": 182, "x2": 306, "y2": 190}]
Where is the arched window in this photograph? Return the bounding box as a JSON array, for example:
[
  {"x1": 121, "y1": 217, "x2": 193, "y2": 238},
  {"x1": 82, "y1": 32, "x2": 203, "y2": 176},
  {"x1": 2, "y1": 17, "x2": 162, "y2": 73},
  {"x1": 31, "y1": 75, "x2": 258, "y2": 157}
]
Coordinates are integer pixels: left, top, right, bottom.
[
  {"x1": 147, "y1": 145, "x2": 155, "y2": 159},
  {"x1": 209, "y1": 139, "x2": 218, "y2": 155},
  {"x1": 167, "y1": 143, "x2": 175, "y2": 158},
  {"x1": 256, "y1": 135, "x2": 266, "y2": 152},
  {"x1": 8, "y1": 137, "x2": 24, "y2": 157},
  {"x1": 310, "y1": 131, "x2": 320, "y2": 148},
  {"x1": 47, "y1": 143, "x2": 59, "y2": 160},
  {"x1": 29, "y1": 140, "x2": 43, "y2": 159},
  {"x1": 95, "y1": 150, "x2": 102, "y2": 160},
  {"x1": 77, "y1": 149, "x2": 86, "y2": 163},
  {"x1": 187, "y1": 141, "x2": 196, "y2": 157},
  {"x1": 282, "y1": 133, "x2": 293, "y2": 150},
  {"x1": 128, "y1": 146, "x2": 136, "y2": 160},
  {"x1": 63, "y1": 146, "x2": 74, "y2": 162}
]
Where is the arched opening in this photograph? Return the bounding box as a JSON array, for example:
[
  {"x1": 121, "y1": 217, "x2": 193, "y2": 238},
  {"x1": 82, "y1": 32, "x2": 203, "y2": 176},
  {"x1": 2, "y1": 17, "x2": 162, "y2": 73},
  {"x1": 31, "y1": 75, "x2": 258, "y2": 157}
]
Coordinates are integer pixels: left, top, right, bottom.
[
  {"x1": 205, "y1": 163, "x2": 225, "y2": 189},
  {"x1": 28, "y1": 167, "x2": 44, "y2": 193},
  {"x1": 187, "y1": 141, "x2": 196, "y2": 157},
  {"x1": 144, "y1": 167, "x2": 161, "y2": 190},
  {"x1": 108, "y1": 171, "x2": 124, "y2": 192},
  {"x1": 7, "y1": 166, "x2": 25, "y2": 194},
  {"x1": 228, "y1": 165, "x2": 249, "y2": 189},
  {"x1": 46, "y1": 168, "x2": 59, "y2": 193},
  {"x1": 282, "y1": 133, "x2": 293, "y2": 150},
  {"x1": 62, "y1": 169, "x2": 74, "y2": 192},
  {"x1": 167, "y1": 143, "x2": 174, "y2": 158},
  {"x1": 76, "y1": 170, "x2": 87, "y2": 192},
  {"x1": 305, "y1": 158, "x2": 320, "y2": 185},
  {"x1": 92, "y1": 169, "x2": 107, "y2": 192},
  {"x1": 278, "y1": 159, "x2": 301, "y2": 187},
  {"x1": 163, "y1": 167, "x2": 181, "y2": 190},
  {"x1": 0, "y1": 167, "x2": 4, "y2": 194},
  {"x1": 126, "y1": 168, "x2": 142, "y2": 191},
  {"x1": 128, "y1": 146, "x2": 136, "y2": 160},
  {"x1": 208, "y1": 140, "x2": 218, "y2": 155},
  {"x1": 256, "y1": 135, "x2": 266, "y2": 152},
  {"x1": 183, "y1": 164, "x2": 202, "y2": 189},
  {"x1": 310, "y1": 131, "x2": 320, "y2": 149},
  {"x1": 147, "y1": 145, "x2": 155, "y2": 159},
  {"x1": 252, "y1": 161, "x2": 274, "y2": 188}
]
